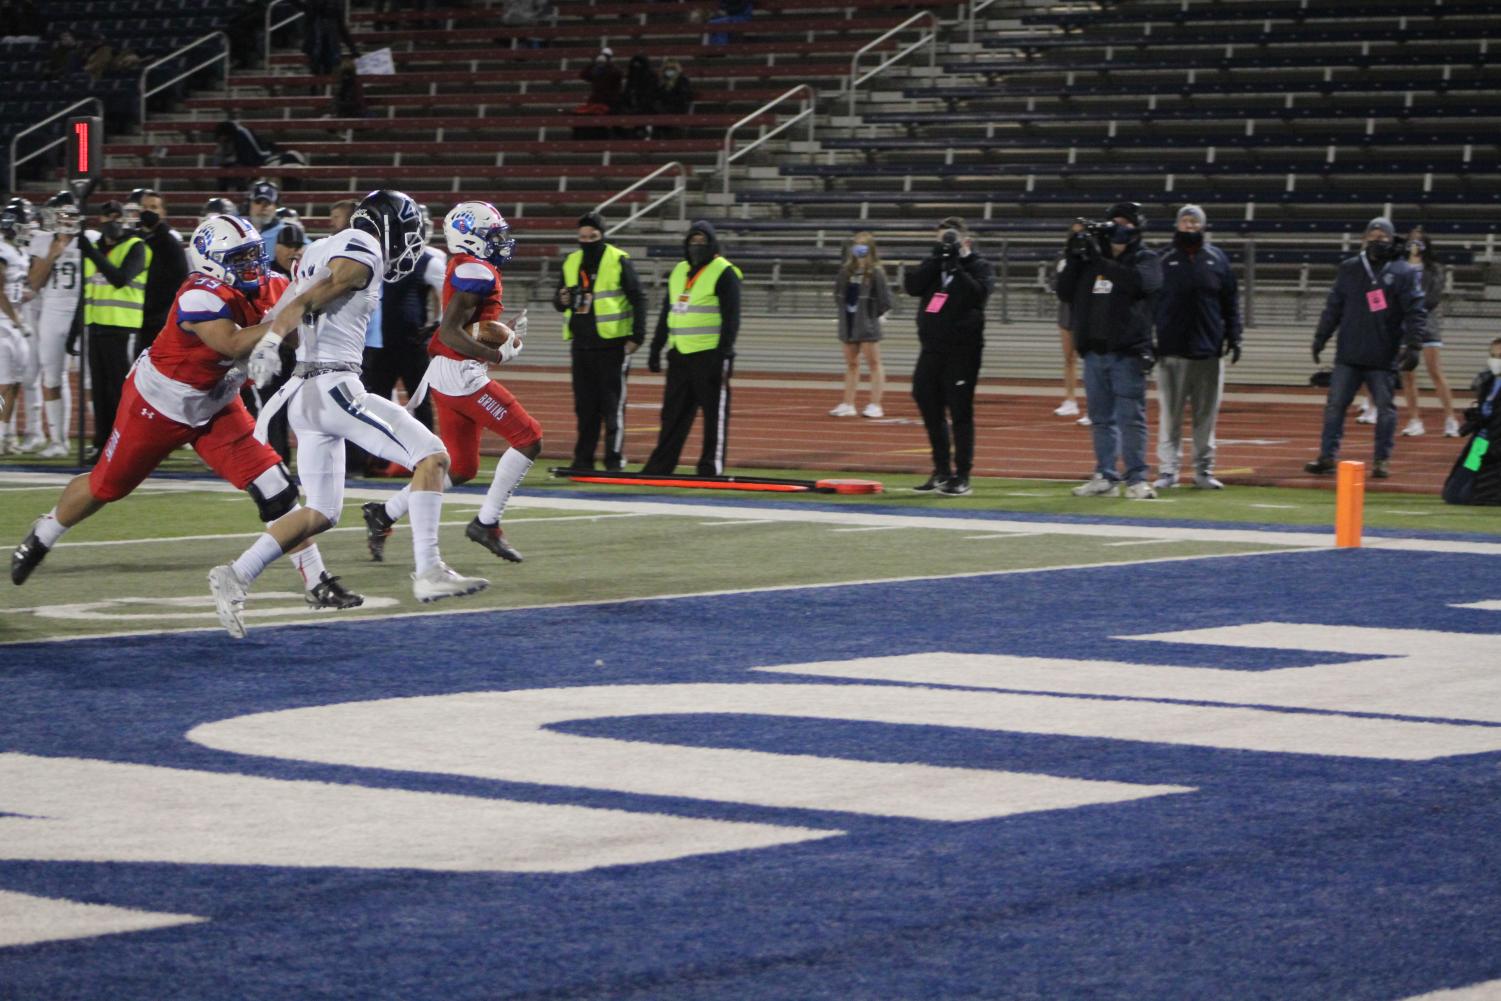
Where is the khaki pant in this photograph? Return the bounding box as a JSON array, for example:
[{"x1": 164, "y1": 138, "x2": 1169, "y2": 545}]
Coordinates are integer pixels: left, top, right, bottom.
[{"x1": 1156, "y1": 355, "x2": 1224, "y2": 478}]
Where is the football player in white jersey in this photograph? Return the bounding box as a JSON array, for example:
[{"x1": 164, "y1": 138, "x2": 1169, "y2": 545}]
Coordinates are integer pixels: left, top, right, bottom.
[
  {"x1": 26, "y1": 191, "x2": 84, "y2": 457},
  {"x1": 209, "y1": 189, "x2": 491, "y2": 637},
  {"x1": 0, "y1": 199, "x2": 38, "y2": 455}
]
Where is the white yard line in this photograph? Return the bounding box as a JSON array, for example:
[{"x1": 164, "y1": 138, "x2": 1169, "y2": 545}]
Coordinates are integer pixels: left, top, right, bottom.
[
  {"x1": 697, "y1": 519, "x2": 780, "y2": 527},
  {"x1": 6, "y1": 471, "x2": 1500, "y2": 557},
  {"x1": 0, "y1": 547, "x2": 1311, "y2": 647}
]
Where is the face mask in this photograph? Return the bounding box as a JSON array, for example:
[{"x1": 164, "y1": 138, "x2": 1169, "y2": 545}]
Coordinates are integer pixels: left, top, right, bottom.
[
  {"x1": 1489, "y1": 358, "x2": 1501, "y2": 377},
  {"x1": 851, "y1": 244, "x2": 869, "y2": 258},
  {"x1": 1366, "y1": 241, "x2": 1395, "y2": 263},
  {"x1": 1112, "y1": 225, "x2": 1139, "y2": 244},
  {"x1": 99, "y1": 220, "x2": 123, "y2": 242},
  {"x1": 1173, "y1": 230, "x2": 1203, "y2": 250},
  {"x1": 687, "y1": 244, "x2": 712, "y2": 267},
  {"x1": 139, "y1": 210, "x2": 161, "y2": 230}
]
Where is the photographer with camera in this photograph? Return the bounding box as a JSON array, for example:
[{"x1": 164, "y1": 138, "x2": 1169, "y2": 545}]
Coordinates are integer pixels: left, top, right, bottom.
[
  {"x1": 554, "y1": 212, "x2": 647, "y2": 471},
  {"x1": 902, "y1": 217, "x2": 994, "y2": 496},
  {"x1": 1305, "y1": 217, "x2": 1427, "y2": 480},
  {"x1": 1058, "y1": 201, "x2": 1164, "y2": 499}
]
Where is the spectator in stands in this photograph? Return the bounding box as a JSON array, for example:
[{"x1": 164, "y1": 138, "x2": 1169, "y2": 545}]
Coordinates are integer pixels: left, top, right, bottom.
[
  {"x1": 1059, "y1": 202, "x2": 1163, "y2": 500},
  {"x1": 128, "y1": 189, "x2": 188, "y2": 356},
  {"x1": 246, "y1": 180, "x2": 284, "y2": 248},
  {"x1": 580, "y1": 47, "x2": 623, "y2": 110},
  {"x1": 556, "y1": 212, "x2": 648, "y2": 471},
  {"x1": 618, "y1": 55, "x2": 659, "y2": 136},
  {"x1": 46, "y1": 30, "x2": 84, "y2": 79},
  {"x1": 904, "y1": 217, "x2": 993, "y2": 496},
  {"x1": 1399, "y1": 226, "x2": 1458, "y2": 439},
  {"x1": 1305, "y1": 217, "x2": 1427, "y2": 480},
  {"x1": 707, "y1": 0, "x2": 753, "y2": 45},
  {"x1": 830, "y1": 230, "x2": 890, "y2": 420},
  {"x1": 77, "y1": 202, "x2": 149, "y2": 462},
  {"x1": 1152, "y1": 204, "x2": 1241, "y2": 491},
  {"x1": 643, "y1": 220, "x2": 742, "y2": 476},
  {"x1": 288, "y1": 0, "x2": 361, "y2": 77},
  {"x1": 655, "y1": 59, "x2": 693, "y2": 138}
]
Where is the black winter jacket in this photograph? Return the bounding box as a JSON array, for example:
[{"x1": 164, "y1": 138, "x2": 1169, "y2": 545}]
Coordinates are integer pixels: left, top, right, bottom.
[
  {"x1": 1057, "y1": 240, "x2": 1163, "y2": 357},
  {"x1": 1154, "y1": 241, "x2": 1240, "y2": 359},
  {"x1": 1314, "y1": 254, "x2": 1426, "y2": 369},
  {"x1": 903, "y1": 251, "x2": 994, "y2": 352}
]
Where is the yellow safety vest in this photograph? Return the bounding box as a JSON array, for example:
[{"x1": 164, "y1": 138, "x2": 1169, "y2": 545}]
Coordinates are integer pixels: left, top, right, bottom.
[
  {"x1": 561, "y1": 244, "x2": 633, "y2": 341},
  {"x1": 666, "y1": 255, "x2": 741, "y2": 355},
  {"x1": 83, "y1": 237, "x2": 152, "y2": 328}
]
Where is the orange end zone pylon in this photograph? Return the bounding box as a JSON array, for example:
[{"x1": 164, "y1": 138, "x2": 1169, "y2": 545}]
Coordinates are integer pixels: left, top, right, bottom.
[{"x1": 1335, "y1": 460, "x2": 1365, "y2": 548}]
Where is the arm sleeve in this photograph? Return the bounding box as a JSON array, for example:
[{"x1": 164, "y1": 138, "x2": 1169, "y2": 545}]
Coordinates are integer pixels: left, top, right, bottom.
[
  {"x1": 91, "y1": 242, "x2": 147, "y2": 289},
  {"x1": 1399, "y1": 268, "x2": 1428, "y2": 349},
  {"x1": 1314, "y1": 268, "x2": 1347, "y2": 352},
  {"x1": 552, "y1": 270, "x2": 570, "y2": 313},
  {"x1": 716, "y1": 268, "x2": 741, "y2": 354},
  {"x1": 947, "y1": 255, "x2": 994, "y2": 302},
  {"x1": 620, "y1": 258, "x2": 648, "y2": 343},
  {"x1": 874, "y1": 268, "x2": 893, "y2": 314},
  {"x1": 650, "y1": 290, "x2": 671, "y2": 356},
  {"x1": 1056, "y1": 256, "x2": 1082, "y2": 301},
  {"x1": 902, "y1": 257, "x2": 940, "y2": 297},
  {"x1": 1219, "y1": 252, "x2": 1242, "y2": 345}
]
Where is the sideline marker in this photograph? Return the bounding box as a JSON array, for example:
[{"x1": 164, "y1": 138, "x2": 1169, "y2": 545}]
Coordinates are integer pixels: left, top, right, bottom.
[{"x1": 1335, "y1": 460, "x2": 1365, "y2": 548}]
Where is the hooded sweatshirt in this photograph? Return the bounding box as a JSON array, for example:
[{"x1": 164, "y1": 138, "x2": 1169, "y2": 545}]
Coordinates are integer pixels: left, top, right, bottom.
[{"x1": 649, "y1": 220, "x2": 741, "y2": 358}]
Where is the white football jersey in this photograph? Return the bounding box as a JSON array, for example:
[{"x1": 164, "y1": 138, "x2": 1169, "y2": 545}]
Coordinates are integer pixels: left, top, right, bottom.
[
  {"x1": 27, "y1": 230, "x2": 82, "y2": 314},
  {"x1": 0, "y1": 239, "x2": 29, "y2": 315},
  {"x1": 288, "y1": 227, "x2": 383, "y2": 366}
]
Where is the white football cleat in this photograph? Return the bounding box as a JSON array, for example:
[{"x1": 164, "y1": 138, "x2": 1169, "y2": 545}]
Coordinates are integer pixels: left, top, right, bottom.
[
  {"x1": 15, "y1": 435, "x2": 44, "y2": 453},
  {"x1": 1071, "y1": 474, "x2": 1119, "y2": 497},
  {"x1": 37, "y1": 441, "x2": 70, "y2": 458},
  {"x1": 412, "y1": 562, "x2": 489, "y2": 604},
  {"x1": 208, "y1": 564, "x2": 249, "y2": 639},
  {"x1": 1054, "y1": 399, "x2": 1080, "y2": 417}
]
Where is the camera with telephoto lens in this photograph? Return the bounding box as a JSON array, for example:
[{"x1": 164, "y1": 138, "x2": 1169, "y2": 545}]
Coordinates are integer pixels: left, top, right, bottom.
[{"x1": 1075, "y1": 218, "x2": 1115, "y2": 239}]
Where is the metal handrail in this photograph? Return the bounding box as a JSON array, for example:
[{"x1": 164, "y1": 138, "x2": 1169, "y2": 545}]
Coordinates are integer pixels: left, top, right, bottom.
[
  {"x1": 7, "y1": 97, "x2": 104, "y2": 193},
  {"x1": 967, "y1": 0, "x2": 1000, "y2": 44},
  {"x1": 595, "y1": 161, "x2": 688, "y2": 236},
  {"x1": 139, "y1": 31, "x2": 231, "y2": 127},
  {"x1": 720, "y1": 84, "x2": 816, "y2": 197},
  {"x1": 848, "y1": 11, "x2": 937, "y2": 116}
]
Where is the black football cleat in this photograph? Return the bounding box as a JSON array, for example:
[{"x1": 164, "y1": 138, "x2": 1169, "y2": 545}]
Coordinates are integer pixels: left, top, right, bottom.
[
  {"x1": 11, "y1": 525, "x2": 50, "y2": 586},
  {"x1": 305, "y1": 572, "x2": 365, "y2": 609},
  {"x1": 465, "y1": 517, "x2": 524, "y2": 563},
  {"x1": 361, "y1": 501, "x2": 395, "y2": 562}
]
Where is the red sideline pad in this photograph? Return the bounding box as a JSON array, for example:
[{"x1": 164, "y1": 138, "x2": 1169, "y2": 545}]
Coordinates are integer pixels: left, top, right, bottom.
[{"x1": 549, "y1": 468, "x2": 883, "y2": 494}]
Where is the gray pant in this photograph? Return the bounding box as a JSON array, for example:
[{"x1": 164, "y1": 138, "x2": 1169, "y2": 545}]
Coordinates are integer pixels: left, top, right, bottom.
[{"x1": 1156, "y1": 355, "x2": 1224, "y2": 478}]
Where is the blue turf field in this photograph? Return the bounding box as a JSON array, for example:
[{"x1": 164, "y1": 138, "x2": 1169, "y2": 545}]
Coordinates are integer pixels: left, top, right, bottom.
[{"x1": 2, "y1": 546, "x2": 1500, "y2": 1000}]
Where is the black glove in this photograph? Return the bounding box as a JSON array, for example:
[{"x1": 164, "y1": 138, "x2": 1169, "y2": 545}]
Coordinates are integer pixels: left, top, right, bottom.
[
  {"x1": 648, "y1": 351, "x2": 661, "y2": 374},
  {"x1": 1226, "y1": 341, "x2": 1242, "y2": 365},
  {"x1": 66, "y1": 327, "x2": 81, "y2": 356},
  {"x1": 1396, "y1": 344, "x2": 1420, "y2": 372},
  {"x1": 1068, "y1": 231, "x2": 1098, "y2": 262},
  {"x1": 1311, "y1": 343, "x2": 1322, "y2": 365},
  {"x1": 1138, "y1": 350, "x2": 1156, "y2": 376}
]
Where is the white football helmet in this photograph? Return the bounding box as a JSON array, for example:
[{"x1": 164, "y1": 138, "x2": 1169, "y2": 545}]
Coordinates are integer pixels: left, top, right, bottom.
[
  {"x1": 41, "y1": 191, "x2": 82, "y2": 235},
  {"x1": 443, "y1": 201, "x2": 515, "y2": 266},
  {"x1": 190, "y1": 214, "x2": 269, "y2": 293}
]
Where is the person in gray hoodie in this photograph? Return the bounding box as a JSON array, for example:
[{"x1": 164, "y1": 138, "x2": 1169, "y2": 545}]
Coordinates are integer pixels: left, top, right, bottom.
[{"x1": 1306, "y1": 217, "x2": 1427, "y2": 479}]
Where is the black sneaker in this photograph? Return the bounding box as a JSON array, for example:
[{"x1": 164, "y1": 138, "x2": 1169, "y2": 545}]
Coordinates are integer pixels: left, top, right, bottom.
[
  {"x1": 466, "y1": 517, "x2": 524, "y2": 562},
  {"x1": 939, "y1": 476, "x2": 972, "y2": 496},
  {"x1": 305, "y1": 572, "x2": 365, "y2": 609},
  {"x1": 1373, "y1": 459, "x2": 1392, "y2": 479},
  {"x1": 361, "y1": 501, "x2": 395, "y2": 562},
  {"x1": 912, "y1": 473, "x2": 950, "y2": 492},
  {"x1": 10, "y1": 525, "x2": 50, "y2": 585},
  {"x1": 1303, "y1": 456, "x2": 1337, "y2": 475}
]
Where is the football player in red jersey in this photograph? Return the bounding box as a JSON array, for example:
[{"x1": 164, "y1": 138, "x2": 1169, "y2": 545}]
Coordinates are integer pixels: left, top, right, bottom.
[
  {"x1": 10, "y1": 215, "x2": 362, "y2": 610},
  {"x1": 360, "y1": 201, "x2": 542, "y2": 563}
]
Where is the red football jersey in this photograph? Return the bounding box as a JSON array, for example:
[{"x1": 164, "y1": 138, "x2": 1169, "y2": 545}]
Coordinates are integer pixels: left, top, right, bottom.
[
  {"x1": 429, "y1": 253, "x2": 503, "y2": 362},
  {"x1": 147, "y1": 274, "x2": 288, "y2": 391}
]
